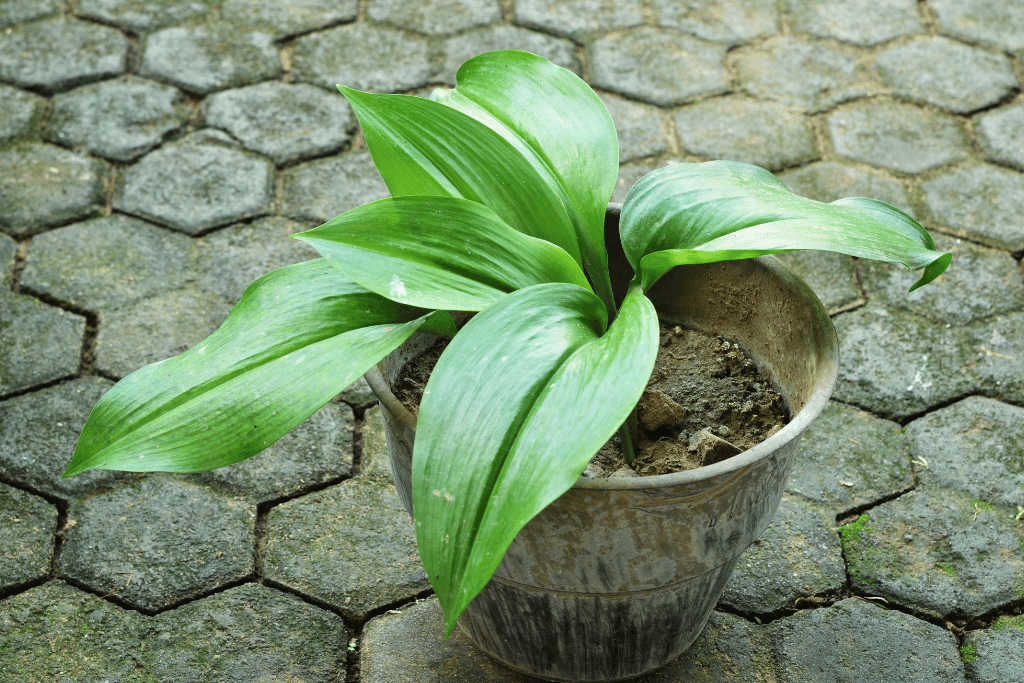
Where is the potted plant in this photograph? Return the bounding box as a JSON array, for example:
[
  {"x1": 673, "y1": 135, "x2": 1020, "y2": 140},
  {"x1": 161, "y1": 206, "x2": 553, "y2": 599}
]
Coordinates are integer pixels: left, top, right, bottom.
[{"x1": 64, "y1": 51, "x2": 950, "y2": 681}]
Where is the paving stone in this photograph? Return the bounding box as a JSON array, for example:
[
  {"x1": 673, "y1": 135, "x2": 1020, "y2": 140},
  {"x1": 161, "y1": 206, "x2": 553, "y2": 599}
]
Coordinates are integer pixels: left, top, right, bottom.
[
  {"x1": 963, "y1": 618, "x2": 1024, "y2": 683},
  {"x1": 774, "y1": 250, "x2": 861, "y2": 313},
  {"x1": 970, "y1": 312, "x2": 1024, "y2": 405},
  {"x1": 598, "y1": 93, "x2": 668, "y2": 164},
  {"x1": 589, "y1": 28, "x2": 729, "y2": 106},
  {"x1": 369, "y1": 0, "x2": 500, "y2": 36},
  {"x1": 94, "y1": 286, "x2": 233, "y2": 378},
  {"x1": 922, "y1": 165, "x2": 1024, "y2": 252},
  {"x1": 784, "y1": 0, "x2": 923, "y2": 46},
  {"x1": 729, "y1": 37, "x2": 878, "y2": 113},
  {"x1": 720, "y1": 495, "x2": 845, "y2": 615},
  {"x1": 0, "y1": 0, "x2": 61, "y2": 27},
  {"x1": 0, "y1": 290, "x2": 84, "y2": 396},
  {"x1": 45, "y1": 76, "x2": 187, "y2": 163},
  {"x1": 612, "y1": 159, "x2": 663, "y2": 203},
  {"x1": 340, "y1": 375, "x2": 379, "y2": 408},
  {"x1": 265, "y1": 475, "x2": 427, "y2": 617},
  {"x1": 221, "y1": 0, "x2": 358, "y2": 39},
  {"x1": 439, "y1": 25, "x2": 581, "y2": 86},
  {"x1": 0, "y1": 232, "x2": 14, "y2": 286},
  {"x1": 0, "y1": 17, "x2": 128, "y2": 94},
  {"x1": 652, "y1": 0, "x2": 779, "y2": 45},
  {"x1": 514, "y1": 0, "x2": 643, "y2": 41},
  {"x1": 77, "y1": 0, "x2": 219, "y2": 32},
  {"x1": 0, "y1": 83, "x2": 44, "y2": 142},
  {"x1": 360, "y1": 404, "x2": 392, "y2": 482},
  {"x1": 828, "y1": 100, "x2": 971, "y2": 174},
  {"x1": 140, "y1": 23, "x2": 279, "y2": 96},
  {"x1": 0, "y1": 483, "x2": 54, "y2": 588},
  {"x1": 779, "y1": 161, "x2": 914, "y2": 216},
  {"x1": 673, "y1": 98, "x2": 818, "y2": 171},
  {"x1": 875, "y1": 37, "x2": 1017, "y2": 114},
  {"x1": 767, "y1": 598, "x2": 965, "y2": 682},
  {"x1": 832, "y1": 305, "x2": 975, "y2": 421},
  {"x1": 21, "y1": 214, "x2": 199, "y2": 311},
  {"x1": 113, "y1": 131, "x2": 275, "y2": 234},
  {"x1": 787, "y1": 401, "x2": 912, "y2": 513},
  {"x1": 293, "y1": 23, "x2": 433, "y2": 94},
  {"x1": 282, "y1": 151, "x2": 389, "y2": 224},
  {"x1": 860, "y1": 234, "x2": 1024, "y2": 325},
  {"x1": 61, "y1": 476, "x2": 255, "y2": 612},
  {"x1": 0, "y1": 143, "x2": 107, "y2": 237},
  {"x1": 840, "y1": 489, "x2": 1024, "y2": 621},
  {"x1": 930, "y1": 0, "x2": 1024, "y2": 53},
  {"x1": 202, "y1": 81, "x2": 354, "y2": 165},
  {"x1": 974, "y1": 102, "x2": 1024, "y2": 173}
]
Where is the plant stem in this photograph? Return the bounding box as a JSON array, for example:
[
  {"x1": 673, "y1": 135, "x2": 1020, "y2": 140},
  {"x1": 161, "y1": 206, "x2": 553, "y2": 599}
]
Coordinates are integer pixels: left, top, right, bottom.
[{"x1": 619, "y1": 411, "x2": 639, "y2": 466}]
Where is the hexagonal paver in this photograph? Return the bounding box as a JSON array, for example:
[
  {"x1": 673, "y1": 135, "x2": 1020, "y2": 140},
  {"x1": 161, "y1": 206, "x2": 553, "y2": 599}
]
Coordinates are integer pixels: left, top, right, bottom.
[
  {"x1": 874, "y1": 37, "x2": 1017, "y2": 114},
  {"x1": 202, "y1": 82, "x2": 354, "y2": 166},
  {"x1": 368, "y1": 0, "x2": 500, "y2": 36},
  {"x1": 45, "y1": 76, "x2": 188, "y2": 163},
  {"x1": 514, "y1": 0, "x2": 643, "y2": 40},
  {"x1": 61, "y1": 476, "x2": 255, "y2": 612},
  {"x1": 930, "y1": 0, "x2": 1024, "y2": 53},
  {"x1": 970, "y1": 312, "x2": 1024, "y2": 405},
  {"x1": 341, "y1": 375, "x2": 378, "y2": 408},
  {"x1": 0, "y1": 235, "x2": 13, "y2": 289},
  {"x1": 963, "y1": 618, "x2": 1024, "y2": 683},
  {"x1": 673, "y1": 98, "x2": 818, "y2": 171},
  {"x1": 0, "y1": 0, "x2": 61, "y2": 27},
  {"x1": 0, "y1": 143, "x2": 107, "y2": 237},
  {"x1": 292, "y1": 23, "x2": 433, "y2": 94},
  {"x1": 922, "y1": 165, "x2": 1024, "y2": 252},
  {"x1": 729, "y1": 37, "x2": 878, "y2": 113},
  {"x1": 589, "y1": 29, "x2": 729, "y2": 106},
  {"x1": 652, "y1": 0, "x2": 779, "y2": 45},
  {"x1": 265, "y1": 476, "x2": 427, "y2": 617},
  {"x1": 77, "y1": 0, "x2": 218, "y2": 32},
  {"x1": 440, "y1": 25, "x2": 581, "y2": 86},
  {"x1": 859, "y1": 234, "x2": 1024, "y2": 325},
  {"x1": 0, "y1": 83, "x2": 44, "y2": 143},
  {"x1": 21, "y1": 214, "x2": 199, "y2": 311},
  {"x1": 140, "y1": 23, "x2": 279, "y2": 96},
  {"x1": 282, "y1": 151, "x2": 389, "y2": 224},
  {"x1": 113, "y1": 131, "x2": 275, "y2": 234},
  {"x1": 779, "y1": 161, "x2": 914, "y2": 216},
  {"x1": 360, "y1": 404, "x2": 393, "y2": 481},
  {"x1": 828, "y1": 100, "x2": 971, "y2": 174},
  {"x1": 0, "y1": 17, "x2": 128, "y2": 94},
  {"x1": 786, "y1": 401, "x2": 911, "y2": 513},
  {"x1": 0, "y1": 483, "x2": 54, "y2": 588},
  {"x1": 784, "y1": 0, "x2": 923, "y2": 46},
  {"x1": 596, "y1": 93, "x2": 669, "y2": 164},
  {"x1": 0, "y1": 290, "x2": 85, "y2": 396},
  {"x1": 220, "y1": 0, "x2": 358, "y2": 39},
  {"x1": 975, "y1": 102, "x2": 1024, "y2": 173}
]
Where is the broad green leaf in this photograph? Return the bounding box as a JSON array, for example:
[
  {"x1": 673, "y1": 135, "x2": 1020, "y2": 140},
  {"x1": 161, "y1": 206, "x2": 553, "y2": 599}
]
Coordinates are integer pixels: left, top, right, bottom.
[
  {"x1": 295, "y1": 196, "x2": 590, "y2": 311},
  {"x1": 338, "y1": 86, "x2": 582, "y2": 268},
  {"x1": 64, "y1": 260, "x2": 454, "y2": 477},
  {"x1": 412, "y1": 285, "x2": 659, "y2": 634},
  {"x1": 621, "y1": 161, "x2": 952, "y2": 293}
]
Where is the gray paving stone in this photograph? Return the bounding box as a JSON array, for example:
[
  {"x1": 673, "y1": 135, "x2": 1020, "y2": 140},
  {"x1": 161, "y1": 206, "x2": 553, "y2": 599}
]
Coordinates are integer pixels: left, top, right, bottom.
[
  {"x1": 828, "y1": 100, "x2": 971, "y2": 174},
  {"x1": 768, "y1": 598, "x2": 965, "y2": 682},
  {"x1": 140, "y1": 23, "x2": 279, "y2": 96},
  {"x1": 729, "y1": 37, "x2": 878, "y2": 113},
  {"x1": 340, "y1": 375, "x2": 379, "y2": 408},
  {"x1": 974, "y1": 102, "x2": 1024, "y2": 173},
  {"x1": 293, "y1": 23, "x2": 433, "y2": 94},
  {"x1": 779, "y1": 161, "x2": 914, "y2": 216},
  {"x1": 0, "y1": 143, "x2": 107, "y2": 237},
  {"x1": 113, "y1": 131, "x2": 275, "y2": 234},
  {"x1": 360, "y1": 404, "x2": 392, "y2": 482},
  {"x1": 720, "y1": 495, "x2": 845, "y2": 615},
  {"x1": 0, "y1": 232, "x2": 14, "y2": 286},
  {"x1": 45, "y1": 75, "x2": 187, "y2": 163},
  {"x1": 612, "y1": 159, "x2": 663, "y2": 204},
  {"x1": 673, "y1": 98, "x2": 818, "y2": 171},
  {"x1": 0, "y1": 0, "x2": 61, "y2": 27},
  {"x1": 922, "y1": 165, "x2": 1024, "y2": 252},
  {"x1": 930, "y1": 0, "x2": 1024, "y2": 53},
  {"x1": 0, "y1": 290, "x2": 84, "y2": 396},
  {"x1": 0, "y1": 83, "x2": 43, "y2": 142},
  {"x1": 589, "y1": 28, "x2": 729, "y2": 106},
  {"x1": 21, "y1": 214, "x2": 199, "y2": 311},
  {"x1": 652, "y1": 0, "x2": 778, "y2": 44},
  {"x1": 221, "y1": 0, "x2": 357, "y2": 39},
  {"x1": 439, "y1": 25, "x2": 581, "y2": 86},
  {"x1": 265, "y1": 476, "x2": 427, "y2": 617},
  {"x1": 774, "y1": 250, "x2": 861, "y2": 314},
  {"x1": 784, "y1": 0, "x2": 923, "y2": 46},
  {"x1": 875, "y1": 37, "x2": 1017, "y2": 114},
  {"x1": 0, "y1": 483, "x2": 54, "y2": 588},
  {"x1": 514, "y1": 0, "x2": 643, "y2": 41},
  {"x1": 282, "y1": 150, "x2": 389, "y2": 224},
  {"x1": 964, "y1": 618, "x2": 1024, "y2": 683},
  {"x1": 598, "y1": 93, "x2": 668, "y2": 164},
  {"x1": 787, "y1": 401, "x2": 911, "y2": 513},
  {"x1": 0, "y1": 17, "x2": 128, "y2": 94},
  {"x1": 61, "y1": 476, "x2": 255, "y2": 612},
  {"x1": 970, "y1": 312, "x2": 1024, "y2": 406},
  {"x1": 840, "y1": 489, "x2": 1024, "y2": 621},
  {"x1": 202, "y1": 81, "x2": 354, "y2": 165},
  {"x1": 369, "y1": 0, "x2": 500, "y2": 36},
  {"x1": 77, "y1": 0, "x2": 218, "y2": 32}
]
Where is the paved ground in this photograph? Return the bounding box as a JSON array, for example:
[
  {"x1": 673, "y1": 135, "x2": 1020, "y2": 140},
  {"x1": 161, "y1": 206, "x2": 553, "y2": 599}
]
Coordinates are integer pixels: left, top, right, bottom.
[{"x1": 1, "y1": 0, "x2": 1023, "y2": 681}]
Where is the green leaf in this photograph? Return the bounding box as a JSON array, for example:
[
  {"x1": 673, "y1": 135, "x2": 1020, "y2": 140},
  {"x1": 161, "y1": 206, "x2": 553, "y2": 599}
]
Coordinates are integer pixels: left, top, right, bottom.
[
  {"x1": 64, "y1": 260, "x2": 453, "y2": 477},
  {"x1": 338, "y1": 86, "x2": 582, "y2": 268},
  {"x1": 621, "y1": 161, "x2": 952, "y2": 293},
  {"x1": 412, "y1": 285, "x2": 659, "y2": 634},
  {"x1": 295, "y1": 196, "x2": 590, "y2": 311}
]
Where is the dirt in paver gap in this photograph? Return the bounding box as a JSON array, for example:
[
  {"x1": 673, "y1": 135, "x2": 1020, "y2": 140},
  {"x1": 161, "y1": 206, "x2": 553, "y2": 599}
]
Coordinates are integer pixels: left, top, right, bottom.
[{"x1": 394, "y1": 322, "x2": 788, "y2": 476}]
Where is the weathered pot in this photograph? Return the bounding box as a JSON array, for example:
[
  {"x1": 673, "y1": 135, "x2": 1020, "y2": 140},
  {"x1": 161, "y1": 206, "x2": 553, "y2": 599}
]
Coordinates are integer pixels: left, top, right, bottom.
[{"x1": 364, "y1": 205, "x2": 839, "y2": 682}]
